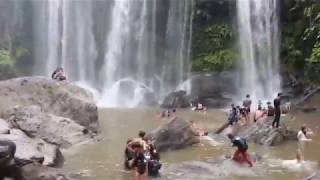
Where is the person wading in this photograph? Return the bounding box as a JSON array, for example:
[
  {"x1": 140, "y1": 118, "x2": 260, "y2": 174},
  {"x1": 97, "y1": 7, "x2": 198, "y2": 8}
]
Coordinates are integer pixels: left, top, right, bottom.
[{"x1": 227, "y1": 134, "x2": 253, "y2": 167}]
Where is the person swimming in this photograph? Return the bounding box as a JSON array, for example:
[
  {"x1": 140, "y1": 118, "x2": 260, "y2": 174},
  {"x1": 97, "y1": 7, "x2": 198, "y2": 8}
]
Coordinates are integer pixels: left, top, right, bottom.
[{"x1": 227, "y1": 134, "x2": 253, "y2": 167}]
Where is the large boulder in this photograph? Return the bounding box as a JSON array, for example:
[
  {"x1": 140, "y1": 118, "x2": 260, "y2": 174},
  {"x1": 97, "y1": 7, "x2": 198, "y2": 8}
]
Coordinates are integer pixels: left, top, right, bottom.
[
  {"x1": 160, "y1": 91, "x2": 190, "y2": 108},
  {"x1": 0, "y1": 76, "x2": 98, "y2": 132},
  {"x1": 147, "y1": 117, "x2": 200, "y2": 152},
  {"x1": 0, "y1": 129, "x2": 63, "y2": 167},
  {"x1": 233, "y1": 119, "x2": 297, "y2": 146},
  {"x1": 7, "y1": 105, "x2": 91, "y2": 148}
]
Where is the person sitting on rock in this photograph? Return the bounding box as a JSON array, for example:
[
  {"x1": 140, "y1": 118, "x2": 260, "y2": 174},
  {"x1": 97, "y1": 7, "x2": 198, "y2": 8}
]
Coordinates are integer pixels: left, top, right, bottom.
[
  {"x1": 52, "y1": 67, "x2": 66, "y2": 81},
  {"x1": 253, "y1": 105, "x2": 267, "y2": 123},
  {"x1": 227, "y1": 134, "x2": 253, "y2": 167}
]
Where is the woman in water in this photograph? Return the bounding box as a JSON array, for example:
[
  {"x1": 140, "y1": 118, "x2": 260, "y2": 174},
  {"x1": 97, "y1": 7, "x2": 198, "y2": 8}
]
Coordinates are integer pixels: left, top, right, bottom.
[{"x1": 297, "y1": 125, "x2": 313, "y2": 161}]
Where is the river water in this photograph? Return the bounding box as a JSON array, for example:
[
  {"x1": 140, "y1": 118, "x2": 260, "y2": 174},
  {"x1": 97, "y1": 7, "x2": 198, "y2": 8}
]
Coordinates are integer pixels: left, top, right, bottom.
[{"x1": 64, "y1": 109, "x2": 320, "y2": 180}]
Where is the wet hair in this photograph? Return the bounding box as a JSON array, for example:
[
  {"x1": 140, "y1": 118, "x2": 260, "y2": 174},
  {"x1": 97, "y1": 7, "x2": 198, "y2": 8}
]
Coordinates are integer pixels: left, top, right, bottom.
[
  {"x1": 277, "y1": 93, "x2": 282, "y2": 97},
  {"x1": 246, "y1": 94, "x2": 250, "y2": 98},
  {"x1": 138, "y1": 131, "x2": 146, "y2": 138}
]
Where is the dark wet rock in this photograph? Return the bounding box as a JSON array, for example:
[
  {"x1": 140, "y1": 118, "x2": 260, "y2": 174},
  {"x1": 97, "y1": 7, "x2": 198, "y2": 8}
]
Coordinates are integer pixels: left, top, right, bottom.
[
  {"x1": 189, "y1": 72, "x2": 236, "y2": 98},
  {"x1": 160, "y1": 90, "x2": 190, "y2": 108},
  {"x1": 0, "y1": 129, "x2": 62, "y2": 166},
  {"x1": 0, "y1": 76, "x2": 99, "y2": 132},
  {"x1": 233, "y1": 119, "x2": 297, "y2": 146},
  {"x1": 139, "y1": 91, "x2": 158, "y2": 107},
  {"x1": 0, "y1": 119, "x2": 10, "y2": 134},
  {"x1": 294, "y1": 87, "x2": 320, "y2": 112},
  {"x1": 0, "y1": 140, "x2": 16, "y2": 167},
  {"x1": 200, "y1": 97, "x2": 232, "y2": 108},
  {"x1": 147, "y1": 117, "x2": 200, "y2": 152},
  {"x1": 21, "y1": 163, "x2": 73, "y2": 180},
  {"x1": 7, "y1": 105, "x2": 90, "y2": 148}
]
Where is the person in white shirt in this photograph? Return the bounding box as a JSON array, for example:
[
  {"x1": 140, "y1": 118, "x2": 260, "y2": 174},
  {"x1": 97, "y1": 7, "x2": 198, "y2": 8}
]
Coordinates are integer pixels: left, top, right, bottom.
[{"x1": 297, "y1": 125, "x2": 313, "y2": 161}]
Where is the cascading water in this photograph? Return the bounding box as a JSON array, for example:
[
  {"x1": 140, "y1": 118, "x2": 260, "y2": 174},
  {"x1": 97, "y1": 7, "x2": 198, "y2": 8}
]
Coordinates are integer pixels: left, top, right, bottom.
[
  {"x1": 33, "y1": 0, "x2": 98, "y2": 87},
  {"x1": 99, "y1": 0, "x2": 193, "y2": 107},
  {"x1": 33, "y1": 0, "x2": 193, "y2": 107},
  {"x1": 236, "y1": 0, "x2": 281, "y2": 102}
]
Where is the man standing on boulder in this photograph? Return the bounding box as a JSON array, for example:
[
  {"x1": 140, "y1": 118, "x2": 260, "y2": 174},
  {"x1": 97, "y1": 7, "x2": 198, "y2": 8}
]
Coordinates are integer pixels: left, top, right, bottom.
[
  {"x1": 227, "y1": 134, "x2": 253, "y2": 167},
  {"x1": 272, "y1": 93, "x2": 282, "y2": 128},
  {"x1": 242, "y1": 94, "x2": 252, "y2": 123}
]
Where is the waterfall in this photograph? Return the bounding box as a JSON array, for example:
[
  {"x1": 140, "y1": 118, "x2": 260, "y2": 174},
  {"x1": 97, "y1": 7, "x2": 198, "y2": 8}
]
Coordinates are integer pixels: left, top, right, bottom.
[
  {"x1": 99, "y1": 0, "x2": 193, "y2": 107},
  {"x1": 236, "y1": 0, "x2": 281, "y2": 102},
  {"x1": 33, "y1": 0, "x2": 97, "y2": 87},
  {"x1": 32, "y1": 0, "x2": 193, "y2": 107}
]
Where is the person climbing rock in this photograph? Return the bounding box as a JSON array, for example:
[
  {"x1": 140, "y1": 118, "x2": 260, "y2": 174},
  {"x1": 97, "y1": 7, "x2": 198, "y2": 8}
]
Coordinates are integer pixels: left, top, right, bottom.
[
  {"x1": 52, "y1": 67, "x2": 66, "y2": 81},
  {"x1": 227, "y1": 134, "x2": 253, "y2": 167},
  {"x1": 272, "y1": 93, "x2": 282, "y2": 128}
]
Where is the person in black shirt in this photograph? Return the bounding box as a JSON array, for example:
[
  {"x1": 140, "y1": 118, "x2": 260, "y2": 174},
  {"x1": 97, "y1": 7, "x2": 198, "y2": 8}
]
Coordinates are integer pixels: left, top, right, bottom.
[{"x1": 272, "y1": 93, "x2": 282, "y2": 128}]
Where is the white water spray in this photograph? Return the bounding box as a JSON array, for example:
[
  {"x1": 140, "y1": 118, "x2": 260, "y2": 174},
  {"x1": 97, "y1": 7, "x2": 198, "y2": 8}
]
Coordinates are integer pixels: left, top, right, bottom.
[{"x1": 237, "y1": 0, "x2": 281, "y2": 103}]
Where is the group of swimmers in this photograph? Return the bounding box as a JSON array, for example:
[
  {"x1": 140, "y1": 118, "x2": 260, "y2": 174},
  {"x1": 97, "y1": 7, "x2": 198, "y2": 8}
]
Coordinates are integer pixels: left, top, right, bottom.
[{"x1": 125, "y1": 131, "x2": 161, "y2": 180}]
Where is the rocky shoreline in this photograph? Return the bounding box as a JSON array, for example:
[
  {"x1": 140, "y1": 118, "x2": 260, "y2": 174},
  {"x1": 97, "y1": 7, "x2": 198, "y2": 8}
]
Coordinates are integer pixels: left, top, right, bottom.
[{"x1": 0, "y1": 76, "x2": 99, "y2": 179}]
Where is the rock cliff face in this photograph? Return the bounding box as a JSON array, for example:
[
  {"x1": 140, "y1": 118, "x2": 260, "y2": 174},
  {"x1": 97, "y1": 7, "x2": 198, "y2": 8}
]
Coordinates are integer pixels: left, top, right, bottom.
[
  {"x1": 0, "y1": 76, "x2": 99, "y2": 179},
  {"x1": 0, "y1": 76, "x2": 99, "y2": 132}
]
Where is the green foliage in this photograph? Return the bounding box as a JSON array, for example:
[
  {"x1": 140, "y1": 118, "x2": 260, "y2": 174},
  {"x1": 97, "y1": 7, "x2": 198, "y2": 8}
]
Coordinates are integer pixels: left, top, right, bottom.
[
  {"x1": 192, "y1": 49, "x2": 237, "y2": 72},
  {"x1": 281, "y1": 1, "x2": 320, "y2": 85},
  {"x1": 306, "y1": 42, "x2": 320, "y2": 84},
  {"x1": 0, "y1": 49, "x2": 13, "y2": 66},
  {"x1": 192, "y1": 23, "x2": 236, "y2": 72}
]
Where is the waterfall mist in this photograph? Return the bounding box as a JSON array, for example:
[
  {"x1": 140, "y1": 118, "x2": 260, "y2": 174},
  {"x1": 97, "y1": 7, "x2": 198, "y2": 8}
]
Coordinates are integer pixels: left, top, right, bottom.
[
  {"x1": 236, "y1": 0, "x2": 281, "y2": 103},
  {"x1": 31, "y1": 0, "x2": 193, "y2": 107}
]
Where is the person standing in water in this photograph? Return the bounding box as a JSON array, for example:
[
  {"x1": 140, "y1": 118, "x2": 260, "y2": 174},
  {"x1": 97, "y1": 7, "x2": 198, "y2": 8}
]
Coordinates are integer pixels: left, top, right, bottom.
[
  {"x1": 272, "y1": 93, "x2": 282, "y2": 128},
  {"x1": 297, "y1": 125, "x2": 313, "y2": 161},
  {"x1": 242, "y1": 94, "x2": 252, "y2": 123},
  {"x1": 227, "y1": 134, "x2": 253, "y2": 167}
]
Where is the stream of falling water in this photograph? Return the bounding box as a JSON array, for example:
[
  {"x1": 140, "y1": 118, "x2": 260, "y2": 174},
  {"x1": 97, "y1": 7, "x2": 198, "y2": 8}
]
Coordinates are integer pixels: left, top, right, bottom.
[
  {"x1": 236, "y1": 0, "x2": 281, "y2": 103},
  {"x1": 32, "y1": 0, "x2": 193, "y2": 107}
]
